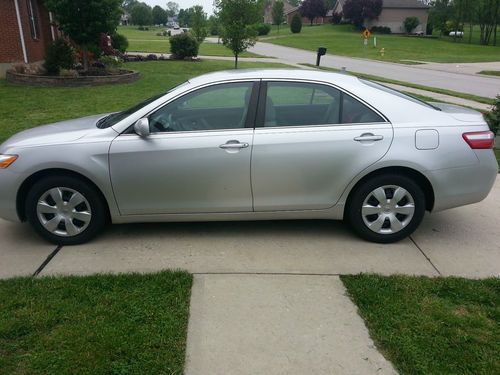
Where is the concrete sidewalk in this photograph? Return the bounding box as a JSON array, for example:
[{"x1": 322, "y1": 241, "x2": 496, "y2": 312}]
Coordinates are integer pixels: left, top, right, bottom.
[{"x1": 185, "y1": 274, "x2": 397, "y2": 375}]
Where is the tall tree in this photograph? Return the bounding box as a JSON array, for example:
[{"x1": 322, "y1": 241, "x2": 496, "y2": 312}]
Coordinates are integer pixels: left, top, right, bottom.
[
  {"x1": 45, "y1": 0, "x2": 122, "y2": 70},
  {"x1": 191, "y1": 5, "x2": 208, "y2": 42},
  {"x1": 428, "y1": 0, "x2": 453, "y2": 36},
  {"x1": 272, "y1": 1, "x2": 285, "y2": 34},
  {"x1": 215, "y1": 0, "x2": 261, "y2": 68},
  {"x1": 476, "y1": 0, "x2": 500, "y2": 45},
  {"x1": 342, "y1": 0, "x2": 383, "y2": 28},
  {"x1": 122, "y1": 0, "x2": 139, "y2": 12},
  {"x1": 166, "y1": 1, "x2": 180, "y2": 17},
  {"x1": 299, "y1": 0, "x2": 327, "y2": 26},
  {"x1": 152, "y1": 5, "x2": 168, "y2": 25},
  {"x1": 130, "y1": 2, "x2": 153, "y2": 26},
  {"x1": 178, "y1": 7, "x2": 195, "y2": 27}
]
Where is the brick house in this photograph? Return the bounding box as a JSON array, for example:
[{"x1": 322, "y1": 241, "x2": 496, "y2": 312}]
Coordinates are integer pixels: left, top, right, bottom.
[
  {"x1": 333, "y1": 0, "x2": 430, "y2": 34},
  {"x1": 264, "y1": 1, "x2": 333, "y2": 26},
  {"x1": 0, "y1": 0, "x2": 57, "y2": 77}
]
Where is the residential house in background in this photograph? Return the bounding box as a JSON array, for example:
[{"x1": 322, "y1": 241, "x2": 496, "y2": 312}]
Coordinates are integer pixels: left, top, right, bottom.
[
  {"x1": 0, "y1": 0, "x2": 57, "y2": 77},
  {"x1": 333, "y1": 0, "x2": 430, "y2": 34},
  {"x1": 264, "y1": 1, "x2": 333, "y2": 26},
  {"x1": 120, "y1": 12, "x2": 130, "y2": 26}
]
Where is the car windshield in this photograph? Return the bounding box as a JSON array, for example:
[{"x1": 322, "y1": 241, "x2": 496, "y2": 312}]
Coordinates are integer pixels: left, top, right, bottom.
[
  {"x1": 96, "y1": 81, "x2": 190, "y2": 128},
  {"x1": 360, "y1": 79, "x2": 441, "y2": 111}
]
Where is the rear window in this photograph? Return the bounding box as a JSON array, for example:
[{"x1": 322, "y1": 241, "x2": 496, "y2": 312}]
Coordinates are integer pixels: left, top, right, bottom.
[{"x1": 361, "y1": 79, "x2": 441, "y2": 111}]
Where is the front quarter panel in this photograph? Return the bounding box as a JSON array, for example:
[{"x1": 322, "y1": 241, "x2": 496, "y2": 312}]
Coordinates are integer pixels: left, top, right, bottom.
[{"x1": 0, "y1": 128, "x2": 119, "y2": 222}]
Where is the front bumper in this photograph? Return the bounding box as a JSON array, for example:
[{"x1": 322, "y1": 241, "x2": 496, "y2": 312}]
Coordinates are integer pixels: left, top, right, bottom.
[{"x1": 0, "y1": 169, "x2": 25, "y2": 222}]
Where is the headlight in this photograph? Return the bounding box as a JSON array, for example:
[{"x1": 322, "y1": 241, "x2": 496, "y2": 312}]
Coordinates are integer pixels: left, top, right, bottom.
[{"x1": 0, "y1": 155, "x2": 18, "y2": 169}]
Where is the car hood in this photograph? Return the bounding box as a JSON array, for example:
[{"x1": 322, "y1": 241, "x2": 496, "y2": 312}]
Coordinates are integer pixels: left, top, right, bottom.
[
  {"x1": 430, "y1": 102, "x2": 486, "y2": 123},
  {"x1": 0, "y1": 114, "x2": 109, "y2": 151}
]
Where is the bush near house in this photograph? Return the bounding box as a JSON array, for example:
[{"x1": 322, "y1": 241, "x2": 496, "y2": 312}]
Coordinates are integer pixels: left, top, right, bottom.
[
  {"x1": 291, "y1": 13, "x2": 303, "y2": 33},
  {"x1": 43, "y1": 39, "x2": 75, "y2": 75},
  {"x1": 404, "y1": 16, "x2": 420, "y2": 34},
  {"x1": 169, "y1": 33, "x2": 199, "y2": 59},
  {"x1": 370, "y1": 25, "x2": 391, "y2": 34}
]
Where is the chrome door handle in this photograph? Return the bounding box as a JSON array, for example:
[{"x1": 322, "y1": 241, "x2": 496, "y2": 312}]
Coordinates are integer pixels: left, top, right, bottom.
[
  {"x1": 219, "y1": 141, "x2": 249, "y2": 149},
  {"x1": 354, "y1": 134, "x2": 384, "y2": 142}
]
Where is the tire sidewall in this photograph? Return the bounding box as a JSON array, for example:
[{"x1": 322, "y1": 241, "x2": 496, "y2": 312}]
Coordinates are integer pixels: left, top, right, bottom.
[
  {"x1": 26, "y1": 176, "x2": 106, "y2": 245},
  {"x1": 347, "y1": 174, "x2": 426, "y2": 243}
]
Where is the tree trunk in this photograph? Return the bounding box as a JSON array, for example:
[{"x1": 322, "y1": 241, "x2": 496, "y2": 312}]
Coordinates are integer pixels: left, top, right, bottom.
[
  {"x1": 234, "y1": 53, "x2": 238, "y2": 69},
  {"x1": 469, "y1": 23, "x2": 473, "y2": 44},
  {"x1": 82, "y1": 46, "x2": 89, "y2": 71}
]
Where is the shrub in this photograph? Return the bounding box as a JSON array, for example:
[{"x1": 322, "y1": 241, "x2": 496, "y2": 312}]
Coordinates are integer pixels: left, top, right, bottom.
[
  {"x1": 485, "y1": 95, "x2": 500, "y2": 135},
  {"x1": 290, "y1": 14, "x2": 302, "y2": 33},
  {"x1": 254, "y1": 23, "x2": 271, "y2": 36},
  {"x1": 99, "y1": 55, "x2": 122, "y2": 72},
  {"x1": 44, "y1": 38, "x2": 75, "y2": 75},
  {"x1": 111, "y1": 33, "x2": 129, "y2": 53},
  {"x1": 169, "y1": 33, "x2": 199, "y2": 59},
  {"x1": 370, "y1": 26, "x2": 391, "y2": 34},
  {"x1": 403, "y1": 16, "x2": 420, "y2": 34}
]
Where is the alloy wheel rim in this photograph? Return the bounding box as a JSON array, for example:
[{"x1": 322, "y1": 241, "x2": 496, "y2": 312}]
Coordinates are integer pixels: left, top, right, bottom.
[
  {"x1": 361, "y1": 185, "x2": 415, "y2": 235},
  {"x1": 36, "y1": 187, "x2": 91, "y2": 237}
]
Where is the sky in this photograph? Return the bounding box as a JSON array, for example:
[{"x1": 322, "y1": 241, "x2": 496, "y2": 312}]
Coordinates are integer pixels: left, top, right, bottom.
[{"x1": 143, "y1": 0, "x2": 215, "y2": 15}]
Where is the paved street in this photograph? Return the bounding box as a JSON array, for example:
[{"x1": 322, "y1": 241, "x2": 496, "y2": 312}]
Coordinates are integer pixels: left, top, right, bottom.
[{"x1": 207, "y1": 39, "x2": 500, "y2": 98}]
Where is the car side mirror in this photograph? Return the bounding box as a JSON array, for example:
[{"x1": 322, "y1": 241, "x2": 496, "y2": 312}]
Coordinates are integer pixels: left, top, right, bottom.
[{"x1": 134, "y1": 118, "x2": 150, "y2": 137}]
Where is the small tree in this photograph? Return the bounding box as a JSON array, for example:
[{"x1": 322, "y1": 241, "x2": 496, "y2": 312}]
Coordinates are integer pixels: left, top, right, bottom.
[
  {"x1": 130, "y1": 2, "x2": 153, "y2": 26},
  {"x1": 191, "y1": 5, "x2": 208, "y2": 43},
  {"x1": 152, "y1": 5, "x2": 168, "y2": 26},
  {"x1": 299, "y1": 0, "x2": 327, "y2": 26},
  {"x1": 404, "y1": 16, "x2": 420, "y2": 34},
  {"x1": 290, "y1": 13, "x2": 303, "y2": 33},
  {"x1": 342, "y1": 0, "x2": 383, "y2": 28},
  {"x1": 216, "y1": 0, "x2": 261, "y2": 68},
  {"x1": 44, "y1": 39, "x2": 75, "y2": 75},
  {"x1": 272, "y1": 0, "x2": 285, "y2": 34},
  {"x1": 45, "y1": 0, "x2": 121, "y2": 70}
]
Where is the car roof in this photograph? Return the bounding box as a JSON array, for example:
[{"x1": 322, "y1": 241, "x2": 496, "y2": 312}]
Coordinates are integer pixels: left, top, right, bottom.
[{"x1": 187, "y1": 68, "x2": 361, "y2": 86}]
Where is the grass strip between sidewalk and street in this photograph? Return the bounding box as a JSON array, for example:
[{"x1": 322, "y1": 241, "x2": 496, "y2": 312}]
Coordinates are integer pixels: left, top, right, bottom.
[
  {"x1": 478, "y1": 70, "x2": 500, "y2": 77},
  {"x1": 301, "y1": 64, "x2": 494, "y2": 106},
  {"x1": 0, "y1": 271, "x2": 192, "y2": 375},
  {"x1": 342, "y1": 275, "x2": 500, "y2": 375}
]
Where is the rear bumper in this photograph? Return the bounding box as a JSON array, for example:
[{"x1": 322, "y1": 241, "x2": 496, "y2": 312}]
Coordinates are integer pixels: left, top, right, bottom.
[
  {"x1": 0, "y1": 169, "x2": 24, "y2": 222},
  {"x1": 430, "y1": 150, "x2": 498, "y2": 212}
]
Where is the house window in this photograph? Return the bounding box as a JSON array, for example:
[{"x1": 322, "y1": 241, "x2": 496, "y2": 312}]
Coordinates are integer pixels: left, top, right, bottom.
[{"x1": 26, "y1": 0, "x2": 40, "y2": 40}]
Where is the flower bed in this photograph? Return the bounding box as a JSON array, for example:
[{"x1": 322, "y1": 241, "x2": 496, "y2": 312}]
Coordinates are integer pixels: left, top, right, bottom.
[{"x1": 6, "y1": 69, "x2": 140, "y2": 87}]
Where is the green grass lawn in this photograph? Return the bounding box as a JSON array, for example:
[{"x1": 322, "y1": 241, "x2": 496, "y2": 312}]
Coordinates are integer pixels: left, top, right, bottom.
[
  {"x1": 0, "y1": 271, "x2": 192, "y2": 375},
  {"x1": 117, "y1": 25, "x2": 260, "y2": 57},
  {"x1": 342, "y1": 275, "x2": 500, "y2": 375},
  {"x1": 264, "y1": 24, "x2": 500, "y2": 64},
  {"x1": 479, "y1": 70, "x2": 500, "y2": 76},
  {"x1": 495, "y1": 148, "x2": 500, "y2": 168},
  {"x1": 0, "y1": 60, "x2": 285, "y2": 143}
]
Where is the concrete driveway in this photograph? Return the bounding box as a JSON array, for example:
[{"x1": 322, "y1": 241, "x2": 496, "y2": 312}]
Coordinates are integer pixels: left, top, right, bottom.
[{"x1": 1, "y1": 179, "x2": 498, "y2": 280}]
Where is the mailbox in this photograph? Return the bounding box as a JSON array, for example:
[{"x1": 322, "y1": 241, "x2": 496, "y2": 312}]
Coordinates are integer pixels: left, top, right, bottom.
[{"x1": 316, "y1": 47, "x2": 327, "y2": 66}]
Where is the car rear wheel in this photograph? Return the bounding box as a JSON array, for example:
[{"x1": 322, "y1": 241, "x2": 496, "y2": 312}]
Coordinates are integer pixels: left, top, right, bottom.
[
  {"x1": 347, "y1": 174, "x2": 426, "y2": 243},
  {"x1": 25, "y1": 176, "x2": 107, "y2": 245}
]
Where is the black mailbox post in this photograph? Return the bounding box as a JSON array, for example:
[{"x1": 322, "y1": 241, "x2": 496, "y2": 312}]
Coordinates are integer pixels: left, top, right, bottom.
[{"x1": 316, "y1": 47, "x2": 327, "y2": 66}]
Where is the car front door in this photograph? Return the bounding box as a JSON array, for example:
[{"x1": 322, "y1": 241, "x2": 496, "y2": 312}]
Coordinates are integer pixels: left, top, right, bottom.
[
  {"x1": 109, "y1": 81, "x2": 258, "y2": 215},
  {"x1": 251, "y1": 80, "x2": 393, "y2": 211}
]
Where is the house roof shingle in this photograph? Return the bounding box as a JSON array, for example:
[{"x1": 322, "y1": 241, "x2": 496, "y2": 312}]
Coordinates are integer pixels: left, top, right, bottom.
[{"x1": 382, "y1": 0, "x2": 430, "y2": 9}]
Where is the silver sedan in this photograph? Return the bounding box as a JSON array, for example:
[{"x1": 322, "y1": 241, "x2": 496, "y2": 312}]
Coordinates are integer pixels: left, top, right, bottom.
[{"x1": 0, "y1": 69, "x2": 497, "y2": 244}]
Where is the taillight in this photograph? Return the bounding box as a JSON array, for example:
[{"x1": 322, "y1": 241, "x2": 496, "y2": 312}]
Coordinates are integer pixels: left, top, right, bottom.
[{"x1": 462, "y1": 131, "x2": 495, "y2": 149}]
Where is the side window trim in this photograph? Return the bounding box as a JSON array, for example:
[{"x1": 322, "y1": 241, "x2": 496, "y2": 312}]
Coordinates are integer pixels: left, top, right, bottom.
[{"x1": 256, "y1": 79, "x2": 389, "y2": 129}]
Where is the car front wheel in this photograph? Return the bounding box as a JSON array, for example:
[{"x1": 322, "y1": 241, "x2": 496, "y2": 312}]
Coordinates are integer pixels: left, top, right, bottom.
[
  {"x1": 25, "y1": 176, "x2": 107, "y2": 245},
  {"x1": 347, "y1": 174, "x2": 426, "y2": 243}
]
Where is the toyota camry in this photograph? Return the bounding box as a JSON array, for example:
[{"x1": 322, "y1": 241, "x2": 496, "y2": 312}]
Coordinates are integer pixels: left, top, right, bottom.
[{"x1": 0, "y1": 69, "x2": 497, "y2": 245}]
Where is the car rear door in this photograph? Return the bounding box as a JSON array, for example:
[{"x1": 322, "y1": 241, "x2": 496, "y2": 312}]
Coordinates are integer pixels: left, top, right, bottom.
[
  {"x1": 109, "y1": 81, "x2": 259, "y2": 215},
  {"x1": 251, "y1": 80, "x2": 393, "y2": 211}
]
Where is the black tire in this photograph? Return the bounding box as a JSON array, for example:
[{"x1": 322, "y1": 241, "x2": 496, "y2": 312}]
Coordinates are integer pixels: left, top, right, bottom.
[
  {"x1": 25, "y1": 175, "x2": 108, "y2": 245},
  {"x1": 346, "y1": 174, "x2": 426, "y2": 244}
]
